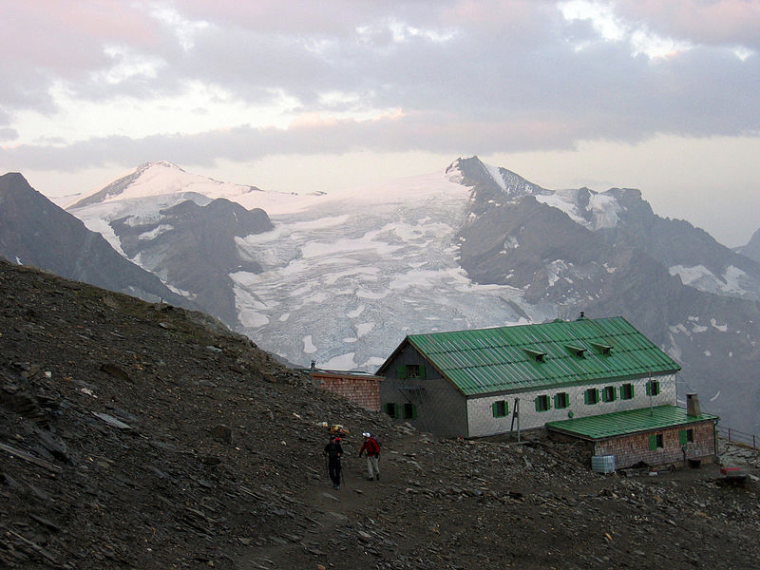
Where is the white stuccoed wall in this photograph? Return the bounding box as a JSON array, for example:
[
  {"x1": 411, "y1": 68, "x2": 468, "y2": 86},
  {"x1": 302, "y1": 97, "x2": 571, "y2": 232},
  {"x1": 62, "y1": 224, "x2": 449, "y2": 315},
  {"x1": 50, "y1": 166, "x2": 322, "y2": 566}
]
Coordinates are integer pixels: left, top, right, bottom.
[{"x1": 466, "y1": 374, "x2": 677, "y2": 437}]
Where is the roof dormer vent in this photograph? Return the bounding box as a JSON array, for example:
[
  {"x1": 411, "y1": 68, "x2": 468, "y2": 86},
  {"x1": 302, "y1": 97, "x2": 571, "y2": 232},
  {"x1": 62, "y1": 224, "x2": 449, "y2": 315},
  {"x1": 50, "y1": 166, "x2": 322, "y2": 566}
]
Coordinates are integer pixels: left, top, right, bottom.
[
  {"x1": 590, "y1": 342, "x2": 613, "y2": 355},
  {"x1": 566, "y1": 345, "x2": 587, "y2": 358},
  {"x1": 524, "y1": 348, "x2": 547, "y2": 362}
]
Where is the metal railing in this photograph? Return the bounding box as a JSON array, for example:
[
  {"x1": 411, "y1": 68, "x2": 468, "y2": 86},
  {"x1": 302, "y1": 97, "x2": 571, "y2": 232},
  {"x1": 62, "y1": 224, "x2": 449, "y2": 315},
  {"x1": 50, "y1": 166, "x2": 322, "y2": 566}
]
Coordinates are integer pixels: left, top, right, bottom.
[{"x1": 717, "y1": 425, "x2": 760, "y2": 449}]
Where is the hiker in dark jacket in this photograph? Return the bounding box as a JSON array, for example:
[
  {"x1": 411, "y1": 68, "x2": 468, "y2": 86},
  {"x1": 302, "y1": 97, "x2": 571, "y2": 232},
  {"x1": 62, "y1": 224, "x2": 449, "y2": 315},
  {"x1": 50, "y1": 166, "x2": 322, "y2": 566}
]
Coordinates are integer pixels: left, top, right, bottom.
[
  {"x1": 324, "y1": 435, "x2": 344, "y2": 489},
  {"x1": 358, "y1": 432, "x2": 381, "y2": 480}
]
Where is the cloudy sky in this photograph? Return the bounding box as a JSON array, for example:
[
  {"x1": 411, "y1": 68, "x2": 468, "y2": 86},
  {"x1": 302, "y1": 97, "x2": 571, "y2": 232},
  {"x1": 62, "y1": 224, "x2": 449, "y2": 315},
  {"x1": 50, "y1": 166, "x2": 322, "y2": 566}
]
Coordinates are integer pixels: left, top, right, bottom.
[{"x1": 1, "y1": 1, "x2": 758, "y2": 246}]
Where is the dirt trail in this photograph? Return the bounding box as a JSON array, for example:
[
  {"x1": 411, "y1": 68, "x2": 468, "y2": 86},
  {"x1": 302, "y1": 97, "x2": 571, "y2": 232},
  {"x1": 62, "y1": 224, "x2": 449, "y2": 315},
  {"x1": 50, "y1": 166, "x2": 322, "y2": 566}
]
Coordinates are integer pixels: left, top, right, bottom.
[{"x1": 236, "y1": 435, "x2": 422, "y2": 569}]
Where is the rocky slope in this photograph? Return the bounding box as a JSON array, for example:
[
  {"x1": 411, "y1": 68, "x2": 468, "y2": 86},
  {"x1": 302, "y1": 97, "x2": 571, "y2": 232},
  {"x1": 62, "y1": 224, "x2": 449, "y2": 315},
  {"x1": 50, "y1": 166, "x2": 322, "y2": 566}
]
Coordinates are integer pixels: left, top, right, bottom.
[{"x1": 2, "y1": 259, "x2": 760, "y2": 570}]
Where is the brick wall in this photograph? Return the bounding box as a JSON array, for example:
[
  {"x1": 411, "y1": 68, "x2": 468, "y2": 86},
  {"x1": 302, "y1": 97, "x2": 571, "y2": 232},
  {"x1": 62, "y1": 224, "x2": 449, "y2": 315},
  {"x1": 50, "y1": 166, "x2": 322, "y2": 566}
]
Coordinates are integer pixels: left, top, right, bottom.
[{"x1": 313, "y1": 373, "x2": 382, "y2": 411}]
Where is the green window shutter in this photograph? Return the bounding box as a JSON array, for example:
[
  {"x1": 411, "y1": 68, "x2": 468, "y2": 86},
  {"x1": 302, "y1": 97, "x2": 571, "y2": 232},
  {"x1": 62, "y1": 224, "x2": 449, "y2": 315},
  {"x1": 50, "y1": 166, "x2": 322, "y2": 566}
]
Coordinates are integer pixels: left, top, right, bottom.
[
  {"x1": 679, "y1": 430, "x2": 688, "y2": 445},
  {"x1": 419, "y1": 364, "x2": 427, "y2": 379},
  {"x1": 646, "y1": 382, "x2": 651, "y2": 396},
  {"x1": 535, "y1": 395, "x2": 551, "y2": 412},
  {"x1": 649, "y1": 434, "x2": 658, "y2": 450},
  {"x1": 398, "y1": 365, "x2": 407, "y2": 379},
  {"x1": 402, "y1": 403, "x2": 417, "y2": 419},
  {"x1": 492, "y1": 400, "x2": 509, "y2": 417}
]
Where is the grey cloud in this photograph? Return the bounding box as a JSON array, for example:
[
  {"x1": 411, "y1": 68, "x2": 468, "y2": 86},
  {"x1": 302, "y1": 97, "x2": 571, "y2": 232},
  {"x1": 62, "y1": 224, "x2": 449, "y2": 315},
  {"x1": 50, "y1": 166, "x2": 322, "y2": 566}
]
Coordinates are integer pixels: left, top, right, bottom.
[
  {"x1": 1, "y1": 1, "x2": 758, "y2": 163},
  {"x1": 615, "y1": 0, "x2": 760, "y2": 51},
  {"x1": 0, "y1": 128, "x2": 18, "y2": 142}
]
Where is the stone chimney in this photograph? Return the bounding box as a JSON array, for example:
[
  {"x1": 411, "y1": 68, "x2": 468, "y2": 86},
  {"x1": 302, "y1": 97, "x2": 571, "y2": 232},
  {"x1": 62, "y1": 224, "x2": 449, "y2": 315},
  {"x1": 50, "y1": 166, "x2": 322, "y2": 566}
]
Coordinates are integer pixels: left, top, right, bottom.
[{"x1": 686, "y1": 393, "x2": 701, "y2": 417}]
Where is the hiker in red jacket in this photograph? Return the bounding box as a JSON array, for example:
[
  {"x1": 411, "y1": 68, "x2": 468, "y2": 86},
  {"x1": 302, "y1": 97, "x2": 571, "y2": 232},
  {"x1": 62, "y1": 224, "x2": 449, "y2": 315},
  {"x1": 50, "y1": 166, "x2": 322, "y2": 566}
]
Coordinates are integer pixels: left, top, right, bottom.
[{"x1": 358, "y1": 432, "x2": 381, "y2": 481}]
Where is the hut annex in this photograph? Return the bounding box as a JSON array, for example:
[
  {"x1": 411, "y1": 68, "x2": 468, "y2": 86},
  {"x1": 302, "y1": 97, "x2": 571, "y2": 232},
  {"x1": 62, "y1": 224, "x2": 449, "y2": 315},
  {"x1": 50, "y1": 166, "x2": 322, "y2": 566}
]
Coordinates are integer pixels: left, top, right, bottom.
[
  {"x1": 376, "y1": 316, "x2": 718, "y2": 468},
  {"x1": 309, "y1": 367, "x2": 384, "y2": 412}
]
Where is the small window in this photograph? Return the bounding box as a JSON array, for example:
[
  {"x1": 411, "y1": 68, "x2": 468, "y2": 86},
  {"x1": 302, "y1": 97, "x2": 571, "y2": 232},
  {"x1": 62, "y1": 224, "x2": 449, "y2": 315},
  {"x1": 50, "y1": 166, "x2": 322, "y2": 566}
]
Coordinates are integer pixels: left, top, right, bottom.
[
  {"x1": 602, "y1": 386, "x2": 617, "y2": 402},
  {"x1": 385, "y1": 403, "x2": 399, "y2": 418},
  {"x1": 398, "y1": 364, "x2": 426, "y2": 379},
  {"x1": 584, "y1": 388, "x2": 599, "y2": 405},
  {"x1": 679, "y1": 429, "x2": 694, "y2": 445},
  {"x1": 492, "y1": 400, "x2": 509, "y2": 418},
  {"x1": 649, "y1": 433, "x2": 664, "y2": 450},
  {"x1": 646, "y1": 380, "x2": 661, "y2": 396},
  {"x1": 402, "y1": 403, "x2": 418, "y2": 419},
  {"x1": 554, "y1": 392, "x2": 570, "y2": 409},
  {"x1": 620, "y1": 383, "x2": 634, "y2": 400},
  {"x1": 535, "y1": 395, "x2": 551, "y2": 412}
]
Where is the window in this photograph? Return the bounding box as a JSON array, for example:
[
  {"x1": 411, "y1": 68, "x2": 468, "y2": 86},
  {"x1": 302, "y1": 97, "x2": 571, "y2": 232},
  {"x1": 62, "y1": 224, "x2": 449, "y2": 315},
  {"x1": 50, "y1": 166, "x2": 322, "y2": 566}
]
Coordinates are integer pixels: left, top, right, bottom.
[
  {"x1": 679, "y1": 429, "x2": 694, "y2": 445},
  {"x1": 535, "y1": 395, "x2": 551, "y2": 412},
  {"x1": 402, "y1": 403, "x2": 418, "y2": 419},
  {"x1": 602, "y1": 386, "x2": 617, "y2": 402},
  {"x1": 649, "y1": 433, "x2": 664, "y2": 450},
  {"x1": 646, "y1": 380, "x2": 661, "y2": 396},
  {"x1": 492, "y1": 400, "x2": 509, "y2": 418},
  {"x1": 584, "y1": 388, "x2": 599, "y2": 405},
  {"x1": 398, "y1": 364, "x2": 426, "y2": 379},
  {"x1": 620, "y1": 383, "x2": 634, "y2": 400},
  {"x1": 385, "y1": 403, "x2": 399, "y2": 418},
  {"x1": 554, "y1": 392, "x2": 570, "y2": 409}
]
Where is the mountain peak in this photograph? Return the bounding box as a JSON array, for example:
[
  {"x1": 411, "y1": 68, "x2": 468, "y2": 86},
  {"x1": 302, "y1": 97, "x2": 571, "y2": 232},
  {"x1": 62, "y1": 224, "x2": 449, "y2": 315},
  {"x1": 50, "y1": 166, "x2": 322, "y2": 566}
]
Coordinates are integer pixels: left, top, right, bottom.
[
  {"x1": 447, "y1": 156, "x2": 544, "y2": 199},
  {"x1": 67, "y1": 161, "x2": 253, "y2": 210},
  {"x1": 136, "y1": 160, "x2": 186, "y2": 174}
]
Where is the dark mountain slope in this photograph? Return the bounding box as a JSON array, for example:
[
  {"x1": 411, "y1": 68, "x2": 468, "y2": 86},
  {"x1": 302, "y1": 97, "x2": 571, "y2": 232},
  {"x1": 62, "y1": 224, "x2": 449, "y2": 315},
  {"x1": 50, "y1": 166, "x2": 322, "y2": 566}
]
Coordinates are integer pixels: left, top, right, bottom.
[
  {"x1": 2, "y1": 260, "x2": 760, "y2": 570},
  {"x1": 111, "y1": 197, "x2": 273, "y2": 326},
  {"x1": 736, "y1": 226, "x2": 760, "y2": 263},
  {"x1": 0, "y1": 173, "x2": 188, "y2": 306}
]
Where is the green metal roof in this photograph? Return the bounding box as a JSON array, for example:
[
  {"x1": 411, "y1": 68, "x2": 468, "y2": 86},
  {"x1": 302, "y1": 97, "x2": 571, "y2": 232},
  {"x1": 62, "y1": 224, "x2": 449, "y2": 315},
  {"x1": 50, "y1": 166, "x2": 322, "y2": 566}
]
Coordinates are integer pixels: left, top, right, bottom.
[
  {"x1": 545, "y1": 405, "x2": 719, "y2": 440},
  {"x1": 397, "y1": 316, "x2": 681, "y2": 396}
]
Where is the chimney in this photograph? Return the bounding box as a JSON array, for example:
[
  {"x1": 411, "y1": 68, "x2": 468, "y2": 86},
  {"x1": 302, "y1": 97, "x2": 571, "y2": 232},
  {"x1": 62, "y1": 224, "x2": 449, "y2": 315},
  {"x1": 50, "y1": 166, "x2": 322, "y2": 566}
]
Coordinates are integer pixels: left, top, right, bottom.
[{"x1": 686, "y1": 393, "x2": 701, "y2": 417}]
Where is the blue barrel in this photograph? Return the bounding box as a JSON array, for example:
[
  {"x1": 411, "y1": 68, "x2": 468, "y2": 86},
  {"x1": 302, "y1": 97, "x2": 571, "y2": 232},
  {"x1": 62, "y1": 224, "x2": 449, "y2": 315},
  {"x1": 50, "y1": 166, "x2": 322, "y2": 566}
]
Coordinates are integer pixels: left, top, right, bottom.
[{"x1": 592, "y1": 455, "x2": 616, "y2": 473}]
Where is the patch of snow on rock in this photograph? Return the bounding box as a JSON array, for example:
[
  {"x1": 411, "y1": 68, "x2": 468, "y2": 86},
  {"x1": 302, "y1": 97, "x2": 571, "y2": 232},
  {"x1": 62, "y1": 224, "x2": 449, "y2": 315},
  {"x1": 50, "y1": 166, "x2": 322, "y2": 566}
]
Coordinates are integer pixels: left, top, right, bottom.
[
  {"x1": 484, "y1": 163, "x2": 506, "y2": 191},
  {"x1": 321, "y1": 352, "x2": 357, "y2": 370},
  {"x1": 710, "y1": 319, "x2": 728, "y2": 332},
  {"x1": 303, "y1": 335, "x2": 317, "y2": 354}
]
